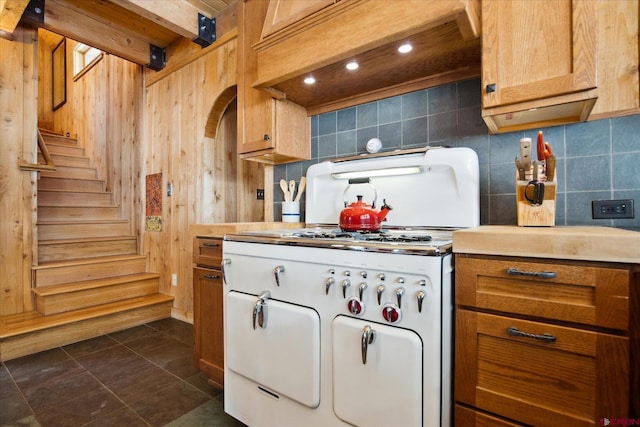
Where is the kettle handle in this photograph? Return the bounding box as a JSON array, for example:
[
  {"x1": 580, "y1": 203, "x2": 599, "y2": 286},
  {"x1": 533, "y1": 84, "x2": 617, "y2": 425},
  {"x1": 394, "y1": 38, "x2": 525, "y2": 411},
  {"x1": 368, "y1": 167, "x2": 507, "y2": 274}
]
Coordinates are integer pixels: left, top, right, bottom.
[{"x1": 343, "y1": 180, "x2": 378, "y2": 208}]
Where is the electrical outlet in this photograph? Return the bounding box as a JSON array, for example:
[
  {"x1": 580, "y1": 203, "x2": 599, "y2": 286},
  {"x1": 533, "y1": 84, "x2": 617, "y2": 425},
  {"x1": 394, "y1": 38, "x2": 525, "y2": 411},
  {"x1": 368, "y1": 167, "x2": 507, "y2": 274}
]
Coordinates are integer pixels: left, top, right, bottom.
[
  {"x1": 592, "y1": 199, "x2": 634, "y2": 219},
  {"x1": 256, "y1": 189, "x2": 265, "y2": 200},
  {"x1": 171, "y1": 274, "x2": 178, "y2": 287}
]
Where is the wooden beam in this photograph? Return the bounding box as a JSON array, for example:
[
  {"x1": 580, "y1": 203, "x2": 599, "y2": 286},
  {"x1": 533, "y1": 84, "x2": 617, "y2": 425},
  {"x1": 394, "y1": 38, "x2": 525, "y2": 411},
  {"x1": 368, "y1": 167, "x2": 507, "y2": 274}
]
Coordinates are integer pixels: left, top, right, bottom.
[
  {"x1": 109, "y1": 0, "x2": 204, "y2": 40},
  {"x1": 0, "y1": 0, "x2": 30, "y2": 33},
  {"x1": 43, "y1": 0, "x2": 150, "y2": 65}
]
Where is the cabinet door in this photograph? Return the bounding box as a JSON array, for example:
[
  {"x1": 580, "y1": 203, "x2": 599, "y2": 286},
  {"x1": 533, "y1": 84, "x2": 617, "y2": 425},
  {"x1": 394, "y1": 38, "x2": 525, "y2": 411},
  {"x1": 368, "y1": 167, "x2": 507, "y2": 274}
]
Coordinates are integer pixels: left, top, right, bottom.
[
  {"x1": 332, "y1": 316, "x2": 423, "y2": 427},
  {"x1": 238, "y1": 0, "x2": 275, "y2": 154},
  {"x1": 238, "y1": 0, "x2": 311, "y2": 162},
  {"x1": 193, "y1": 267, "x2": 224, "y2": 387},
  {"x1": 455, "y1": 309, "x2": 630, "y2": 426},
  {"x1": 482, "y1": 0, "x2": 596, "y2": 108}
]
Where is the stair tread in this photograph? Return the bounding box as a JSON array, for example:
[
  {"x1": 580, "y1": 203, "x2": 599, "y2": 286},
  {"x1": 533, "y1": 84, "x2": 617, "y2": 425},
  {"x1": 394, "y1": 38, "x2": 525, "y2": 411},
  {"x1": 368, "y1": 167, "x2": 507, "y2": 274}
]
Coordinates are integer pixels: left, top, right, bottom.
[
  {"x1": 39, "y1": 236, "x2": 136, "y2": 245},
  {"x1": 34, "y1": 254, "x2": 147, "y2": 269},
  {"x1": 43, "y1": 141, "x2": 83, "y2": 148},
  {"x1": 0, "y1": 293, "x2": 174, "y2": 339},
  {"x1": 43, "y1": 165, "x2": 96, "y2": 177},
  {"x1": 38, "y1": 204, "x2": 119, "y2": 208},
  {"x1": 39, "y1": 128, "x2": 62, "y2": 135},
  {"x1": 39, "y1": 176, "x2": 104, "y2": 183},
  {"x1": 43, "y1": 152, "x2": 88, "y2": 159},
  {"x1": 38, "y1": 188, "x2": 111, "y2": 194},
  {"x1": 33, "y1": 273, "x2": 160, "y2": 296},
  {"x1": 38, "y1": 221, "x2": 127, "y2": 225}
]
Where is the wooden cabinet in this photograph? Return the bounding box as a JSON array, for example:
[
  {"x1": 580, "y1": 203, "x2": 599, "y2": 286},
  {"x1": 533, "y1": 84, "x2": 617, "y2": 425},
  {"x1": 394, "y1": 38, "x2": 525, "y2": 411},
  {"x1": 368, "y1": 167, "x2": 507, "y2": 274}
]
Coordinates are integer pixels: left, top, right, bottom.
[
  {"x1": 481, "y1": 0, "x2": 598, "y2": 133},
  {"x1": 455, "y1": 254, "x2": 639, "y2": 426},
  {"x1": 589, "y1": 0, "x2": 640, "y2": 119},
  {"x1": 237, "y1": 0, "x2": 310, "y2": 164},
  {"x1": 193, "y1": 237, "x2": 225, "y2": 388}
]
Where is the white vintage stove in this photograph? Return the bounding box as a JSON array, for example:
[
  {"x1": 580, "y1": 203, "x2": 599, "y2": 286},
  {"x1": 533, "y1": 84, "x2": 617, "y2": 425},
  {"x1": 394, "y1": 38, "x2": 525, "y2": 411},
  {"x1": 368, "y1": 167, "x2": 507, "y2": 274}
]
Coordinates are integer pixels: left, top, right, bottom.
[{"x1": 221, "y1": 147, "x2": 479, "y2": 427}]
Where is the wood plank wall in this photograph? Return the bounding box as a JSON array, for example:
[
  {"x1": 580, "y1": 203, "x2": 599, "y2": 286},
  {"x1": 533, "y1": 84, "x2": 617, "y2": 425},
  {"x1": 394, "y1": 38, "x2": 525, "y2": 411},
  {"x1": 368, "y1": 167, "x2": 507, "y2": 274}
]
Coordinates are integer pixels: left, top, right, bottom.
[
  {"x1": 0, "y1": 25, "x2": 39, "y2": 315},
  {"x1": 144, "y1": 34, "x2": 265, "y2": 322}
]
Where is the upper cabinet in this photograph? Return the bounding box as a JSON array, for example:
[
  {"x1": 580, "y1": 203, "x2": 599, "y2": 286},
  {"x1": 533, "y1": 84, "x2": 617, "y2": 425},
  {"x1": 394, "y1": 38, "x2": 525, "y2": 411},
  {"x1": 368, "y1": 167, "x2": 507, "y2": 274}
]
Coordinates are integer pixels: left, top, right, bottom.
[
  {"x1": 589, "y1": 0, "x2": 639, "y2": 120},
  {"x1": 481, "y1": 0, "x2": 598, "y2": 133},
  {"x1": 237, "y1": 0, "x2": 310, "y2": 164},
  {"x1": 251, "y1": 0, "x2": 482, "y2": 115}
]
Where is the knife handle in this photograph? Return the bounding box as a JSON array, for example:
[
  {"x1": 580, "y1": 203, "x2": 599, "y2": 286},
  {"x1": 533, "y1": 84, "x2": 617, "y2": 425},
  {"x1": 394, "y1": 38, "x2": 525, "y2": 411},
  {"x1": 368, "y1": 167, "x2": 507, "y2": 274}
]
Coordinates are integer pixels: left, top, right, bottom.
[
  {"x1": 520, "y1": 137, "x2": 532, "y2": 171},
  {"x1": 546, "y1": 154, "x2": 556, "y2": 182}
]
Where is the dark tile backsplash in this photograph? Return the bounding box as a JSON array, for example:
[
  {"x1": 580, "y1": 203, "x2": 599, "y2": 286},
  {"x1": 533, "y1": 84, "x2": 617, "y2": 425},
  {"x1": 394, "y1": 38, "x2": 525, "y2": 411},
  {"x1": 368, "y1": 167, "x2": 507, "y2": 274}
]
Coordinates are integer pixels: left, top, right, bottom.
[{"x1": 275, "y1": 77, "x2": 640, "y2": 229}]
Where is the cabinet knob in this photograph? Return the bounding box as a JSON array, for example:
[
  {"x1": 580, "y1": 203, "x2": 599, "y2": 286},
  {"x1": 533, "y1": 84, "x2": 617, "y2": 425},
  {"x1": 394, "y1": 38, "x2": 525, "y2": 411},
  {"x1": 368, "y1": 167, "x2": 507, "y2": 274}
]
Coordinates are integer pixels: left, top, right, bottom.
[
  {"x1": 486, "y1": 83, "x2": 496, "y2": 93},
  {"x1": 263, "y1": 134, "x2": 271, "y2": 141}
]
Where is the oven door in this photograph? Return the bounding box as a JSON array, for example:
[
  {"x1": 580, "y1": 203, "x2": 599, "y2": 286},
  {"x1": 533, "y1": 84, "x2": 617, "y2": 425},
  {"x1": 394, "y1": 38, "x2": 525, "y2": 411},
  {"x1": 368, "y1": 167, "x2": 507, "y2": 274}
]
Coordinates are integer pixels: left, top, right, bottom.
[
  {"x1": 226, "y1": 291, "x2": 321, "y2": 408},
  {"x1": 333, "y1": 315, "x2": 423, "y2": 427}
]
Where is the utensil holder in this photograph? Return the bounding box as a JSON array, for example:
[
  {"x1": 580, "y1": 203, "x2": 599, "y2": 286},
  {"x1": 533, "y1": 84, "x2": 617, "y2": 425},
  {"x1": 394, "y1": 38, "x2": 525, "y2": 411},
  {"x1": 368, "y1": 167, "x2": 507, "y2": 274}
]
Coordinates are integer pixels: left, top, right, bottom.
[
  {"x1": 516, "y1": 174, "x2": 556, "y2": 227},
  {"x1": 282, "y1": 201, "x2": 300, "y2": 223}
]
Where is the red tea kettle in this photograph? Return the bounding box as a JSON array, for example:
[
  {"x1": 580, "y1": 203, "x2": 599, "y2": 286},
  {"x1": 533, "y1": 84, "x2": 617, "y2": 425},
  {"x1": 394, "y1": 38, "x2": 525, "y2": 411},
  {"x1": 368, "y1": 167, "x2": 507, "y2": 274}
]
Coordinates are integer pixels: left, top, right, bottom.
[{"x1": 340, "y1": 194, "x2": 393, "y2": 232}]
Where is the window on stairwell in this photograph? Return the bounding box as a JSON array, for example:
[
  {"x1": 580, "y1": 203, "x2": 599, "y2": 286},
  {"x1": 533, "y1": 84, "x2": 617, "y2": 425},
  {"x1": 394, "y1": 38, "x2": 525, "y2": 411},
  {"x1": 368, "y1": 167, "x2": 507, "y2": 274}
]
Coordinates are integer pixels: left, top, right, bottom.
[{"x1": 73, "y1": 43, "x2": 103, "y2": 80}]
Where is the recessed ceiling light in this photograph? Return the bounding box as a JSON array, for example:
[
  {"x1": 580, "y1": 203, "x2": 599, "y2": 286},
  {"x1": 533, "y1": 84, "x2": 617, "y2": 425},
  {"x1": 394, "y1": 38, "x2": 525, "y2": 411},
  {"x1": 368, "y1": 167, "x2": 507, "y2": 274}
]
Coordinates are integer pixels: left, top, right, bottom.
[
  {"x1": 346, "y1": 61, "x2": 359, "y2": 70},
  {"x1": 398, "y1": 43, "x2": 413, "y2": 54},
  {"x1": 304, "y1": 76, "x2": 316, "y2": 84}
]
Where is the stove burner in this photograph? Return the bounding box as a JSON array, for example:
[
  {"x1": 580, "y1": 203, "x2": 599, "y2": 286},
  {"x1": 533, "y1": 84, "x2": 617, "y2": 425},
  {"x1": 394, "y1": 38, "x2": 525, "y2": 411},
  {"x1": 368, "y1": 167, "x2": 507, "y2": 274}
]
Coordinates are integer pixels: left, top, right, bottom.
[{"x1": 290, "y1": 230, "x2": 433, "y2": 243}]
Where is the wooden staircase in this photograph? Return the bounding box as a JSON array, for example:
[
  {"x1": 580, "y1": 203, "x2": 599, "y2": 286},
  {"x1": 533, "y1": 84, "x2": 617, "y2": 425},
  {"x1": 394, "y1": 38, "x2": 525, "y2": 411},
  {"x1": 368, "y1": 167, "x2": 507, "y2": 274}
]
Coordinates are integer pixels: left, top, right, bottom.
[{"x1": 0, "y1": 131, "x2": 173, "y2": 362}]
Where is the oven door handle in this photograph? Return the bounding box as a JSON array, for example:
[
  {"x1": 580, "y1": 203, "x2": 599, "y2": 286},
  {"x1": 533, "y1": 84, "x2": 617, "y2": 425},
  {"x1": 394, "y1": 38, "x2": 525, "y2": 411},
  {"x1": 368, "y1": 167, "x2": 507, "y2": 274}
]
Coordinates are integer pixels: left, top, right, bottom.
[
  {"x1": 361, "y1": 325, "x2": 376, "y2": 365},
  {"x1": 253, "y1": 291, "x2": 271, "y2": 330}
]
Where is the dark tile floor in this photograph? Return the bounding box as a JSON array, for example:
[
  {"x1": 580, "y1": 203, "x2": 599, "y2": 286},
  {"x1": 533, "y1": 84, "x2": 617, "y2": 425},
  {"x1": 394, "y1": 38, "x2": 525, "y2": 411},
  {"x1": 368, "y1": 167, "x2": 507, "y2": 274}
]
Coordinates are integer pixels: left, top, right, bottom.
[{"x1": 0, "y1": 318, "x2": 245, "y2": 427}]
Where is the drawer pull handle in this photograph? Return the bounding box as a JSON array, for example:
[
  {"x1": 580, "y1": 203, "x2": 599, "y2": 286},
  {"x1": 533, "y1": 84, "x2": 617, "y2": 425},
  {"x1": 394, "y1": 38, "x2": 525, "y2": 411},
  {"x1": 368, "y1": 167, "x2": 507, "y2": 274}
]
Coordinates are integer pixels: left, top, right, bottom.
[
  {"x1": 506, "y1": 268, "x2": 556, "y2": 279},
  {"x1": 203, "y1": 242, "x2": 220, "y2": 247},
  {"x1": 204, "y1": 274, "x2": 220, "y2": 280},
  {"x1": 507, "y1": 327, "x2": 556, "y2": 343}
]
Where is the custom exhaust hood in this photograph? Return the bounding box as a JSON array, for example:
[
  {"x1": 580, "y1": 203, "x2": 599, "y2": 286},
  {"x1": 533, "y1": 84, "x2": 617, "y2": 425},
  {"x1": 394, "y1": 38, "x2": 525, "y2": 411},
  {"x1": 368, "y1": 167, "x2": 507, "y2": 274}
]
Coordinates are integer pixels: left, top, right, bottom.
[{"x1": 251, "y1": 0, "x2": 482, "y2": 116}]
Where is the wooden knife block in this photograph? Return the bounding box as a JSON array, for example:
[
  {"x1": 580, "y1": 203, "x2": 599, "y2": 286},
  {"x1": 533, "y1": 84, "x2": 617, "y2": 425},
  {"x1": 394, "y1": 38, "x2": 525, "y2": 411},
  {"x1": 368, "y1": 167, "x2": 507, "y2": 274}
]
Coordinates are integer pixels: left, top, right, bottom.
[{"x1": 516, "y1": 177, "x2": 557, "y2": 227}]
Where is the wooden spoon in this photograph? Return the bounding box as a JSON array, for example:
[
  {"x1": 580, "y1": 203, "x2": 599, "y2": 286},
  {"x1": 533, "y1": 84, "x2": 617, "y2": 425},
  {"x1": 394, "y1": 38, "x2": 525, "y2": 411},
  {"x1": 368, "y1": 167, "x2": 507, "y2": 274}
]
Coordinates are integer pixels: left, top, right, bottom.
[
  {"x1": 294, "y1": 176, "x2": 306, "y2": 202},
  {"x1": 280, "y1": 179, "x2": 290, "y2": 201},
  {"x1": 289, "y1": 180, "x2": 296, "y2": 202}
]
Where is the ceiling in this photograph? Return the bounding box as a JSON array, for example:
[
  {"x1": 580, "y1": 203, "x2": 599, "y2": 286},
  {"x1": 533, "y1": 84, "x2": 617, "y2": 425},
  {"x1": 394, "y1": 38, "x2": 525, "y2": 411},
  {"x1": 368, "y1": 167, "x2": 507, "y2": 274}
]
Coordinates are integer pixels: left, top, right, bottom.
[{"x1": 1, "y1": 0, "x2": 235, "y2": 67}]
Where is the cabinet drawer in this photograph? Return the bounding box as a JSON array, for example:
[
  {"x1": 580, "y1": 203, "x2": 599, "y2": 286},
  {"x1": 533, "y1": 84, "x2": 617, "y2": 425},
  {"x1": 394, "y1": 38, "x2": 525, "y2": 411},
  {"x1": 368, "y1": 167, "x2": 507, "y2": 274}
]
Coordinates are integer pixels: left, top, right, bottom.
[
  {"x1": 193, "y1": 237, "x2": 223, "y2": 267},
  {"x1": 455, "y1": 309, "x2": 629, "y2": 427},
  {"x1": 455, "y1": 255, "x2": 630, "y2": 330}
]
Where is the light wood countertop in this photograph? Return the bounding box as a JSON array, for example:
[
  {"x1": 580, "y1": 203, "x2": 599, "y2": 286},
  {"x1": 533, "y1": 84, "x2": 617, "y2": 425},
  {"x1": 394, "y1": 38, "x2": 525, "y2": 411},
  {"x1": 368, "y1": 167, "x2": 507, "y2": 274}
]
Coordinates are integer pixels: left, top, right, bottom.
[
  {"x1": 190, "y1": 222, "x2": 304, "y2": 238},
  {"x1": 453, "y1": 225, "x2": 640, "y2": 264}
]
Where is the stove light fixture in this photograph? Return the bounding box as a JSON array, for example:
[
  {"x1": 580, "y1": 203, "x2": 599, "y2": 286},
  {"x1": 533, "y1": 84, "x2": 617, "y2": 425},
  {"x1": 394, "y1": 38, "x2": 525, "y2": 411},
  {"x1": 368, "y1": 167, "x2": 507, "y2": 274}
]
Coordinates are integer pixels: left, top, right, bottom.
[
  {"x1": 331, "y1": 166, "x2": 423, "y2": 180},
  {"x1": 304, "y1": 76, "x2": 316, "y2": 84},
  {"x1": 398, "y1": 43, "x2": 413, "y2": 54}
]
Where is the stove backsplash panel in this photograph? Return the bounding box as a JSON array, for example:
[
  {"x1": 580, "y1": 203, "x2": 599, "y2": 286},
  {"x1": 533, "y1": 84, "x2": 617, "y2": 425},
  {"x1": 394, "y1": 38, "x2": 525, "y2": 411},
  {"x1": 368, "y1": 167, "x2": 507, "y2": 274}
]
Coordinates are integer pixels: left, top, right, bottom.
[{"x1": 274, "y1": 77, "x2": 640, "y2": 230}]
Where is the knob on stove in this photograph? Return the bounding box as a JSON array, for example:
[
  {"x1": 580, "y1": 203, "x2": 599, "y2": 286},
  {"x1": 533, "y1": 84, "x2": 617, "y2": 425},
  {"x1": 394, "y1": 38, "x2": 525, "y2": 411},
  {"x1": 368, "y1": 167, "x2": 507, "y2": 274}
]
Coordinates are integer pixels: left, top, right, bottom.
[
  {"x1": 347, "y1": 297, "x2": 364, "y2": 316},
  {"x1": 381, "y1": 303, "x2": 401, "y2": 323}
]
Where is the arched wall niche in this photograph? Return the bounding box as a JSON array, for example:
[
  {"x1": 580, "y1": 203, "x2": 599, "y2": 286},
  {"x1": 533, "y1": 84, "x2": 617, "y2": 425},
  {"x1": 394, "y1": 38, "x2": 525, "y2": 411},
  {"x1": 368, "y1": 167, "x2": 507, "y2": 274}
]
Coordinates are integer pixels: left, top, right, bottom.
[
  {"x1": 205, "y1": 85, "x2": 238, "y2": 139},
  {"x1": 201, "y1": 85, "x2": 265, "y2": 223}
]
